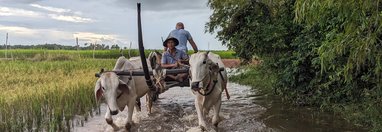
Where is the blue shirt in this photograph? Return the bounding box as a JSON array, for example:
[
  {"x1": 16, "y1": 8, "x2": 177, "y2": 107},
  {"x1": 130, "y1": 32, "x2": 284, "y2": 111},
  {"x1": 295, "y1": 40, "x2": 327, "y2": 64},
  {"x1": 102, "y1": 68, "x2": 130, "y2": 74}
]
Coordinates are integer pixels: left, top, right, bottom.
[
  {"x1": 168, "y1": 29, "x2": 192, "y2": 53},
  {"x1": 161, "y1": 49, "x2": 188, "y2": 64}
]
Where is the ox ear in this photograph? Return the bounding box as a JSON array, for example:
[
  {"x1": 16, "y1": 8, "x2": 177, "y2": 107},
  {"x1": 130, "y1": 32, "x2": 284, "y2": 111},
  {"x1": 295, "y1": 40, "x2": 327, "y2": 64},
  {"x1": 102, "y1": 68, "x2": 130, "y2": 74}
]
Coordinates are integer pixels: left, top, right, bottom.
[
  {"x1": 118, "y1": 80, "x2": 129, "y2": 94},
  {"x1": 94, "y1": 79, "x2": 103, "y2": 102}
]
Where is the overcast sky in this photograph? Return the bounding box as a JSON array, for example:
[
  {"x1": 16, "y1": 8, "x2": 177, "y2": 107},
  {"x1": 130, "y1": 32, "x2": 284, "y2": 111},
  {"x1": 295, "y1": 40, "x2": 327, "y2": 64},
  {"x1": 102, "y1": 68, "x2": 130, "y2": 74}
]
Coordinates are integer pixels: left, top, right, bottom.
[{"x1": 0, "y1": 0, "x2": 227, "y2": 50}]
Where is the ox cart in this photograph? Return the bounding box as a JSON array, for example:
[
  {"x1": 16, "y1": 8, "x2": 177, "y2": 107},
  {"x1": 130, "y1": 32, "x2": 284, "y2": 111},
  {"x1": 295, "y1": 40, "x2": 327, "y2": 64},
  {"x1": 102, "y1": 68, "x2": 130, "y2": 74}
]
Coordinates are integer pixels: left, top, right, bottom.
[
  {"x1": 95, "y1": 3, "x2": 224, "y2": 101},
  {"x1": 94, "y1": 4, "x2": 230, "y2": 130}
]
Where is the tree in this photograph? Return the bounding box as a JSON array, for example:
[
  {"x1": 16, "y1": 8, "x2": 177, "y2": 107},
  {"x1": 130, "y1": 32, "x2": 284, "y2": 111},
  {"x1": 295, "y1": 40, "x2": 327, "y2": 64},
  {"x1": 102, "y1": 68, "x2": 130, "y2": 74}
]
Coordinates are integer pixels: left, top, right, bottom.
[
  {"x1": 110, "y1": 44, "x2": 120, "y2": 50},
  {"x1": 207, "y1": 0, "x2": 382, "y2": 129},
  {"x1": 206, "y1": 0, "x2": 297, "y2": 63}
]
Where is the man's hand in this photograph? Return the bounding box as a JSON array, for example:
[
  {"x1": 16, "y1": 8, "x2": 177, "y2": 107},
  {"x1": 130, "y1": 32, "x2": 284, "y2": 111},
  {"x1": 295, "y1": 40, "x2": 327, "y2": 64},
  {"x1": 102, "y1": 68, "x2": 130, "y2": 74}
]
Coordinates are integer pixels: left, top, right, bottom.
[
  {"x1": 175, "y1": 60, "x2": 186, "y2": 67},
  {"x1": 172, "y1": 63, "x2": 178, "y2": 68}
]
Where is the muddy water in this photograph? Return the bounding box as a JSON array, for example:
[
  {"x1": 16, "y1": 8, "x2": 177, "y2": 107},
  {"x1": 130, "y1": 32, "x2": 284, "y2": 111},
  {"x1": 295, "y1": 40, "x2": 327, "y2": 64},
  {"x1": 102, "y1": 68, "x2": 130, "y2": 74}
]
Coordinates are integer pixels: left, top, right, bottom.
[{"x1": 73, "y1": 83, "x2": 366, "y2": 132}]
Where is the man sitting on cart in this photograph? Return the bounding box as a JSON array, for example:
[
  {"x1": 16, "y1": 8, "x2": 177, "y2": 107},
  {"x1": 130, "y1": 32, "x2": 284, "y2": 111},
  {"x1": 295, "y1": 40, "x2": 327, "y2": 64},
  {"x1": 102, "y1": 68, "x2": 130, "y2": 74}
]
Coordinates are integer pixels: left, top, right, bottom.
[{"x1": 161, "y1": 37, "x2": 189, "y2": 83}]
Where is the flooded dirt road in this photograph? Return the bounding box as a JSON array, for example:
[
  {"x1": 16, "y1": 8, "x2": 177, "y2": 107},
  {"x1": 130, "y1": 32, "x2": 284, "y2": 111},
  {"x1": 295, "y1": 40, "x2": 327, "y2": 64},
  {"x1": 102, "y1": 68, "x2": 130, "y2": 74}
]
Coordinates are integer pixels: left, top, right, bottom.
[{"x1": 74, "y1": 82, "x2": 366, "y2": 132}]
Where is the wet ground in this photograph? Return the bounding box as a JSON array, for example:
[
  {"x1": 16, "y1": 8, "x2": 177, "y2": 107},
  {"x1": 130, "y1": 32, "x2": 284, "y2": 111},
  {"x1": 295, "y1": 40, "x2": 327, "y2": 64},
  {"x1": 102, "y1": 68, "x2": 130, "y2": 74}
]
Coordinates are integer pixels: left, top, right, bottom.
[{"x1": 73, "y1": 80, "x2": 366, "y2": 132}]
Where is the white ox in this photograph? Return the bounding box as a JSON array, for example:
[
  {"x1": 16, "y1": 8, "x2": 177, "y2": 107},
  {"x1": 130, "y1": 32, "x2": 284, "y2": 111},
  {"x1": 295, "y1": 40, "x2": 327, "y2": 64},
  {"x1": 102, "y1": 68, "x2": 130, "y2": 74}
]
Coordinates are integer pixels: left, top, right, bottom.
[
  {"x1": 189, "y1": 52, "x2": 228, "y2": 130},
  {"x1": 94, "y1": 56, "x2": 165, "y2": 130}
]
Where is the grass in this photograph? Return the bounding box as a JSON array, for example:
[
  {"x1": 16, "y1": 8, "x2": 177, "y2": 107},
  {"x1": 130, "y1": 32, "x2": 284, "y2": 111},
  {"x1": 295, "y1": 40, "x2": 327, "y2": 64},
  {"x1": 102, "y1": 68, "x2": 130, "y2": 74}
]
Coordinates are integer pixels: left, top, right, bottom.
[
  {"x1": 0, "y1": 59, "x2": 115, "y2": 131},
  {"x1": 229, "y1": 65, "x2": 276, "y2": 94}
]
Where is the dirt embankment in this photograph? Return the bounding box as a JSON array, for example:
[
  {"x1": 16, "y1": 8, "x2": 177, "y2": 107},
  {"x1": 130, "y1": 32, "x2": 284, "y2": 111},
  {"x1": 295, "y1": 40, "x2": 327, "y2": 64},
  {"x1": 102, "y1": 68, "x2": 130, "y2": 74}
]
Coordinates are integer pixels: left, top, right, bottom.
[
  {"x1": 222, "y1": 58, "x2": 263, "y2": 68},
  {"x1": 222, "y1": 59, "x2": 240, "y2": 68}
]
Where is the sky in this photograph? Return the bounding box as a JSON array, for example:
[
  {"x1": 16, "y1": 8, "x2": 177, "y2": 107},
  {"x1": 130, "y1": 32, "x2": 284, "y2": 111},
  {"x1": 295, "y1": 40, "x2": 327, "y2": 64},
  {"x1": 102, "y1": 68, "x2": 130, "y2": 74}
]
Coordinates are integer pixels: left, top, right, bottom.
[{"x1": 0, "y1": 0, "x2": 227, "y2": 50}]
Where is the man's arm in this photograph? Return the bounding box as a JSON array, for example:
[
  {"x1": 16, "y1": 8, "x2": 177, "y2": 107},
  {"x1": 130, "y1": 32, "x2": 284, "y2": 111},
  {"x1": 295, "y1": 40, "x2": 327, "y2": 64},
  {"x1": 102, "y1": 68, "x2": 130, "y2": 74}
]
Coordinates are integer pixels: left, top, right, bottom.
[
  {"x1": 188, "y1": 38, "x2": 198, "y2": 53},
  {"x1": 161, "y1": 52, "x2": 177, "y2": 68},
  {"x1": 161, "y1": 63, "x2": 177, "y2": 68}
]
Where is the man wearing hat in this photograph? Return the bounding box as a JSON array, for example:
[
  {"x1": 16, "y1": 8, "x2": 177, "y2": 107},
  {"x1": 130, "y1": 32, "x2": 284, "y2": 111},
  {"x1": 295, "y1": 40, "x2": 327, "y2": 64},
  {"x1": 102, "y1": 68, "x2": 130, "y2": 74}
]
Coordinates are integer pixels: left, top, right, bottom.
[
  {"x1": 161, "y1": 37, "x2": 189, "y2": 82},
  {"x1": 165, "y1": 22, "x2": 198, "y2": 53}
]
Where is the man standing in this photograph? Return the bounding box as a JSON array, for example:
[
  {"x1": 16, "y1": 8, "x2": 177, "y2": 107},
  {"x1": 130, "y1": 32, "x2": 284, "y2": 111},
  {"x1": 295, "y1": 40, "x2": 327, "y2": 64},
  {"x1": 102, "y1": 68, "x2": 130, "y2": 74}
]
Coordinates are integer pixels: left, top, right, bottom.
[{"x1": 165, "y1": 22, "x2": 198, "y2": 53}]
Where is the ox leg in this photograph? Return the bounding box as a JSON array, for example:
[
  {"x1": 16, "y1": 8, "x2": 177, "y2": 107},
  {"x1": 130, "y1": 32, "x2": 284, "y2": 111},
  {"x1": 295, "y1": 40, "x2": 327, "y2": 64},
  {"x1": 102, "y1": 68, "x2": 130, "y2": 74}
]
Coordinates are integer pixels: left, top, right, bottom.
[
  {"x1": 125, "y1": 100, "x2": 135, "y2": 130},
  {"x1": 146, "y1": 94, "x2": 153, "y2": 114},
  {"x1": 195, "y1": 96, "x2": 207, "y2": 130},
  {"x1": 135, "y1": 98, "x2": 141, "y2": 112},
  {"x1": 212, "y1": 98, "x2": 222, "y2": 128},
  {"x1": 105, "y1": 109, "x2": 119, "y2": 130}
]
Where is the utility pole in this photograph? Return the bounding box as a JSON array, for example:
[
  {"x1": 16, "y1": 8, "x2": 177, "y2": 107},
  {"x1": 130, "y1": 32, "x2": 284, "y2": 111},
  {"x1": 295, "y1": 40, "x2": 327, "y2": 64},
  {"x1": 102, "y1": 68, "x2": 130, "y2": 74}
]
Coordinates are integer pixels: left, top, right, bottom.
[
  {"x1": 76, "y1": 37, "x2": 80, "y2": 58},
  {"x1": 5, "y1": 33, "x2": 8, "y2": 58},
  {"x1": 9, "y1": 42, "x2": 13, "y2": 60},
  {"x1": 93, "y1": 41, "x2": 96, "y2": 59},
  {"x1": 76, "y1": 37, "x2": 79, "y2": 51}
]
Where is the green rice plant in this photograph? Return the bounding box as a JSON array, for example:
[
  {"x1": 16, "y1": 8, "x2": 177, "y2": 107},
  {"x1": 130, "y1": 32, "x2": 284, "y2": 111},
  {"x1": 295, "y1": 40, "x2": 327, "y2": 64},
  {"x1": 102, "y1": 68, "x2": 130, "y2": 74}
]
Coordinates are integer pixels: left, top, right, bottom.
[{"x1": 0, "y1": 59, "x2": 115, "y2": 131}]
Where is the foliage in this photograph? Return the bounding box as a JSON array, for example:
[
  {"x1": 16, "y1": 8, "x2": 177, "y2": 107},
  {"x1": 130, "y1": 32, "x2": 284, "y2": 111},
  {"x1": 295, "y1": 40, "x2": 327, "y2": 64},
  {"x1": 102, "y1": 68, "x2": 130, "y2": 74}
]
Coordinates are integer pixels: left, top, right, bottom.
[
  {"x1": 206, "y1": 0, "x2": 297, "y2": 62},
  {"x1": 207, "y1": 0, "x2": 382, "y2": 130},
  {"x1": 293, "y1": 0, "x2": 382, "y2": 130}
]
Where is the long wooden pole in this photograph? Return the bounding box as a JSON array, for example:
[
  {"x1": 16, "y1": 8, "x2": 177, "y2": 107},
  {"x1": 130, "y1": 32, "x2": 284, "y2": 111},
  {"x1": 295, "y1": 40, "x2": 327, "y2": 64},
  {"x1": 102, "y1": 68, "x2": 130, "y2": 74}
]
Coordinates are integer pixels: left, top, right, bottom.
[
  {"x1": 137, "y1": 3, "x2": 155, "y2": 91},
  {"x1": 95, "y1": 68, "x2": 225, "y2": 77}
]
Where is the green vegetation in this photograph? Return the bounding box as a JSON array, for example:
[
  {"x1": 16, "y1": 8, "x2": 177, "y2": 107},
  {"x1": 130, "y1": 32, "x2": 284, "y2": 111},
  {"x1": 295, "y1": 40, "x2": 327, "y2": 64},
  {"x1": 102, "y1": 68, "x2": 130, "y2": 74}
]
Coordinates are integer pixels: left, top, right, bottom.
[
  {"x1": 0, "y1": 59, "x2": 115, "y2": 131},
  {"x1": 0, "y1": 49, "x2": 236, "y2": 59},
  {"x1": 230, "y1": 66, "x2": 276, "y2": 94},
  {"x1": 207, "y1": 0, "x2": 381, "y2": 130}
]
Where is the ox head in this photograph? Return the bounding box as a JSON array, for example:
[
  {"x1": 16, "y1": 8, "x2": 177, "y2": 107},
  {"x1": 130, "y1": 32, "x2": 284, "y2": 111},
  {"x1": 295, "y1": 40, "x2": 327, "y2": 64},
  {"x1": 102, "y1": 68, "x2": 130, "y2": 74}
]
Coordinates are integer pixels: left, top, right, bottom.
[
  {"x1": 152, "y1": 65, "x2": 167, "y2": 92},
  {"x1": 95, "y1": 71, "x2": 130, "y2": 115},
  {"x1": 148, "y1": 51, "x2": 162, "y2": 69},
  {"x1": 148, "y1": 51, "x2": 167, "y2": 92},
  {"x1": 189, "y1": 52, "x2": 220, "y2": 90}
]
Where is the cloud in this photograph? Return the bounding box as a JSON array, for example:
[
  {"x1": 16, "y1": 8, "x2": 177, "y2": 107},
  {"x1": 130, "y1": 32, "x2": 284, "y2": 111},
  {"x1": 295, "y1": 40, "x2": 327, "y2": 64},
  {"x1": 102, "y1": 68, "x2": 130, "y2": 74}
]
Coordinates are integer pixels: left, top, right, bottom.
[
  {"x1": 0, "y1": 0, "x2": 226, "y2": 49},
  {"x1": 0, "y1": 25, "x2": 126, "y2": 45},
  {"x1": 73, "y1": 32, "x2": 120, "y2": 43},
  {"x1": 0, "y1": 6, "x2": 41, "y2": 17},
  {"x1": 28, "y1": 4, "x2": 93, "y2": 23},
  {"x1": 48, "y1": 14, "x2": 94, "y2": 23},
  {"x1": 30, "y1": 4, "x2": 70, "y2": 13},
  {"x1": 0, "y1": 25, "x2": 37, "y2": 36},
  {"x1": 0, "y1": 25, "x2": 73, "y2": 43},
  {"x1": 0, "y1": 0, "x2": 42, "y2": 4}
]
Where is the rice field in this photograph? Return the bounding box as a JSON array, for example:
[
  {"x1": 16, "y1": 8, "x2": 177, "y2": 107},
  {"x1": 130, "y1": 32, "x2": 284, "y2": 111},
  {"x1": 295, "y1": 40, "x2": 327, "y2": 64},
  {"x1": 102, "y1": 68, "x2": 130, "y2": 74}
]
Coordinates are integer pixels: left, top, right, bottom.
[
  {"x1": 0, "y1": 49, "x2": 236, "y2": 131},
  {"x1": 0, "y1": 59, "x2": 115, "y2": 131}
]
